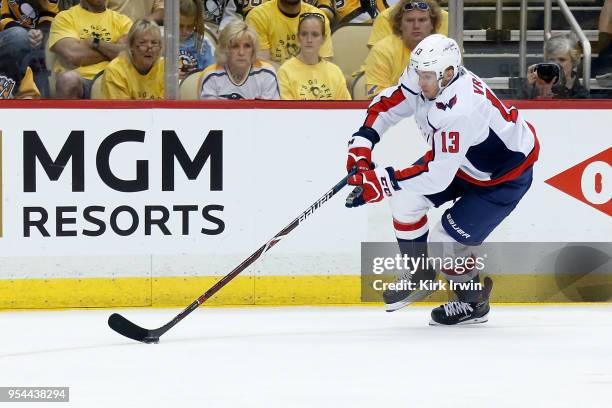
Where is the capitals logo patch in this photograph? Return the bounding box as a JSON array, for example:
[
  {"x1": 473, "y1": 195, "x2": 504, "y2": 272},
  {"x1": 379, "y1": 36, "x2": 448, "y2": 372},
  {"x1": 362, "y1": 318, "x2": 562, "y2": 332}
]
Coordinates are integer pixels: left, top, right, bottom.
[{"x1": 436, "y1": 95, "x2": 458, "y2": 111}]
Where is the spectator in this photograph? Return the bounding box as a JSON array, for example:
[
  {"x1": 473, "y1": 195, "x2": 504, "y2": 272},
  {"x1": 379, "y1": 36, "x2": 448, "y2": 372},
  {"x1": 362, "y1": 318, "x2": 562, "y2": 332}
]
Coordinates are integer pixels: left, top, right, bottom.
[
  {"x1": 106, "y1": 0, "x2": 164, "y2": 25},
  {"x1": 0, "y1": 57, "x2": 41, "y2": 99},
  {"x1": 179, "y1": 0, "x2": 215, "y2": 80},
  {"x1": 362, "y1": 0, "x2": 441, "y2": 97},
  {"x1": 277, "y1": 12, "x2": 350, "y2": 100},
  {"x1": 200, "y1": 20, "x2": 279, "y2": 99},
  {"x1": 203, "y1": 0, "x2": 228, "y2": 29},
  {"x1": 334, "y1": 0, "x2": 379, "y2": 26},
  {"x1": 203, "y1": 0, "x2": 253, "y2": 32},
  {"x1": 101, "y1": 19, "x2": 164, "y2": 99},
  {"x1": 216, "y1": 0, "x2": 334, "y2": 29},
  {"x1": 523, "y1": 34, "x2": 588, "y2": 99},
  {"x1": 48, "y1": 0, "x2": 132, "y2": 99},
  {"x1": 57, "y1": 0, "x2": 79, "y2": 11},
  {"x1": 303, "y1": 0, "x2": 335, "y2": 22},
  {"x1": 368, "y1": 0, "x2": 448, "y2": 46},
  {"x1": 0, "y1": 0, "x2": 58, "y2": 56},
  {"x1": 245, "y1": 0, "x2": 333, "y2": 69},
  {"x1": 593, "y1": 0, "x2": 612, "y2": 76},
  {"x1": 0, "y1": 0, "x2": 59, "y2": 96}
]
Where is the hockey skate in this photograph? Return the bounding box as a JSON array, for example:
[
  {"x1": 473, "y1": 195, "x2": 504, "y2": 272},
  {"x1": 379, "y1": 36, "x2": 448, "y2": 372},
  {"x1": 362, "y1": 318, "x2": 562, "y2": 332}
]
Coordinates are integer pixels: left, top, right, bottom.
[
  {"x1": 429, "y1": 277, "x2": 493, "y2": 326},
  {"x1": 383, "y1": 266, "x2": 436, "y2": 312}
]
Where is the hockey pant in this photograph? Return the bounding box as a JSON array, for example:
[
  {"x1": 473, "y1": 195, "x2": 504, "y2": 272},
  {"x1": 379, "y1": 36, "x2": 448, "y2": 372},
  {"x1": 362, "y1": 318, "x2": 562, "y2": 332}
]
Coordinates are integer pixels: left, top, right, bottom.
[{"x1": 390, "y1": 165, "x2": 534, "y2": 302}]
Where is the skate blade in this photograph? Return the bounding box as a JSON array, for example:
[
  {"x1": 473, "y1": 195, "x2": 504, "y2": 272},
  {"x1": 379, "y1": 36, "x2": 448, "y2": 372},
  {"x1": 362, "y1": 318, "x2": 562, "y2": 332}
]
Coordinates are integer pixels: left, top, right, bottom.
[
  {"x1": 428, "y1": 315, "x2": 489, "y2": 326},
  {"x1": 384, "y1": 290, "x2": 433, "y2": 312}
]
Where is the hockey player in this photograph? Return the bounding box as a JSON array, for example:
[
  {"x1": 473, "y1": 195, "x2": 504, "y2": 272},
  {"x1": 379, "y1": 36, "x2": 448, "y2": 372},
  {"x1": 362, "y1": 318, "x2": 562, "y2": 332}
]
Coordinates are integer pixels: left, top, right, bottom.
[{"x1": 345, "y1": 34, "x2": 539, "y2": 325}]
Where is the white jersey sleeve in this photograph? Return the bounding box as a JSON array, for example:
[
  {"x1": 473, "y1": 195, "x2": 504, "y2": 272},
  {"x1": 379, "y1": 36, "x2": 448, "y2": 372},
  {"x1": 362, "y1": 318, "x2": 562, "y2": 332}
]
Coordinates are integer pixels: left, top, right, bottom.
[{"x1": 349, "y1": 68, "x2": 420, "y2": 149}]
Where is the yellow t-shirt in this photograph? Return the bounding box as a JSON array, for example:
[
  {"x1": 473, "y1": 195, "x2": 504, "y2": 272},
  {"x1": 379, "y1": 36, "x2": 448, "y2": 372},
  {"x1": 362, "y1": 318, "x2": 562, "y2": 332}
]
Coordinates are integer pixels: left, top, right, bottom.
[
  {"x1": 101, "y1": 53, "x2": 164, "y2": 99},
  {"x1": 106, "y1": 0, "x2": 163, "y2": 22},
  {"x1": 367, "y1": 7, "x2": 448, "y2": 46},
  {"x1": 241, "y1": 0, "x2": 335, "y2": 18},
  {"x1": 277, "y1": 57, "x2": 351, "y2": 100},
  {"x1": 363, "y1": 34, "x2": 410, "y2": 97},
  {"x1": 245, "y1": 0, "x2": 333, "y2": 64},
  {"x1": 17, "y1": 67, "x2": 41, "y2": 99},
  {"x1": 334, "y1": 0, "x2": 388, "y2": 24},
  {"x1": 48, "y1": 4, "x2": 133, "y2": 80}
]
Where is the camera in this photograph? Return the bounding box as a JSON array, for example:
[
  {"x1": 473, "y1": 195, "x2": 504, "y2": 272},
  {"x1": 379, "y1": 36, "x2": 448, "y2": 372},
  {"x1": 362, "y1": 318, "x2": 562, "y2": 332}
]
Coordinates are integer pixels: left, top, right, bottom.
[{"x1": 534, "y1": 62, "x2": 561, "y2": 83}]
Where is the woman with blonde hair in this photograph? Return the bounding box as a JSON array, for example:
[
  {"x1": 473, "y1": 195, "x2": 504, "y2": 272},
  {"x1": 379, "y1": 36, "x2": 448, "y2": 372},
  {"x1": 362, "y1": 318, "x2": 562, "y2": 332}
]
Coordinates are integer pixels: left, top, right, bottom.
[
  {"x1": 277, "y1": 13, "x2": 350, "y2": 100},
  {"x1": 179, "y1": 0, "x2": 214, "y2": 79},
  {"x1": 200, "y1": 20, "x2": 279, "y2": 99},
  {"x1": 101, "y1": 19, "x2": 164, "y2": 99}
]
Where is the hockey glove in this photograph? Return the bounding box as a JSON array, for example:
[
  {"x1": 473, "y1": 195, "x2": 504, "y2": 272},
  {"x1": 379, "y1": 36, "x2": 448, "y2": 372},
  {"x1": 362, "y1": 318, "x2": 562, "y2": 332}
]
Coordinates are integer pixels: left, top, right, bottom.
[
  {"x1": 346, "y1": 146, "x2": 373, "y2": 173},
  {"x1": 346, "y1": 167, "x2": 400, "y2": 207},
  {"x1": 346, "y1": 127, "x2": 380, "y2": 174}
]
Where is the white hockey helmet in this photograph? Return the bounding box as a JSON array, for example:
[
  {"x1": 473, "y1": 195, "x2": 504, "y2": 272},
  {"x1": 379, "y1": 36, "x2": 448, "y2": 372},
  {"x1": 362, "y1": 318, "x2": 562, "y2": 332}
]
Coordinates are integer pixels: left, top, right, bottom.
[{"x1": 410, "y1": 34, "x2": 462, "y2": 92}]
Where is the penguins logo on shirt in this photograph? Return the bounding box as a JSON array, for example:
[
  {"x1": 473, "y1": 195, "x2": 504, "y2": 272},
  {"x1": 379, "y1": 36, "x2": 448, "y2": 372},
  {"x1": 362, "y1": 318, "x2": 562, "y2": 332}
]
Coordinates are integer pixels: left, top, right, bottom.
[
  {"x1": 17, "y1": 1, "x2": 36, "y2": 28},
  {"x1": 276, "y1": 34, "x2": 298, "y2": 61},
  {"x1": 5, "y1": 0, "x2": 37, "y2": 28},
  {"x1": 82, "y1": 26, "x2": 111, "y2": 42},
  {"x1": 299, "y1": 79, "x2": 332, "y2": 99},
  {"x1": 0, "y1": 75, "x2": 17, "y2": 99},
  {"x1": 204, "y1": 0, "x2": 224, "y2": 24},
  {"x1": 179, "y1": 51, "x2": 198, "y2": 72},
  {"x1": 286, "y1": 43, "x2": 299, "y2": 58},
  {"x1": 219, "y1": 93, "x2": 245, "y2": 99}
]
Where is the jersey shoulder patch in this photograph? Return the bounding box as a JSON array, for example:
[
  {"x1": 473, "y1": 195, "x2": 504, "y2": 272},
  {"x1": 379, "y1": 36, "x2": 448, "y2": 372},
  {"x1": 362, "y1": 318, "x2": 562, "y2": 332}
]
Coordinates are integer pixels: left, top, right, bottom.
[
  {"x1": 428, "y1": 96, "x2": 465, "y2": 130},
  {"x1": 435, "y1": 94, "x2": 458, "y2": 111}
]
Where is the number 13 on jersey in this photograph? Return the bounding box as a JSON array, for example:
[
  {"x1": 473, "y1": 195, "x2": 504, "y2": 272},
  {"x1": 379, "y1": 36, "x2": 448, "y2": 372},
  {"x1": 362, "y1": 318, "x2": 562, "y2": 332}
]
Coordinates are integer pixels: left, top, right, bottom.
[{"x1": 441, "y1": 131, "x2": 460, "y2": 153}]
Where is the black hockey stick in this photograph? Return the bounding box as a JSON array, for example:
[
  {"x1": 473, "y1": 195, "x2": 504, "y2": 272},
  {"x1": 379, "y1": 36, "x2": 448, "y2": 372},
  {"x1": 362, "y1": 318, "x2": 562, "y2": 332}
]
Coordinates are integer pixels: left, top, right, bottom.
[{"x1": 108, "y1": 169, "x2": 357, "y2": 343}]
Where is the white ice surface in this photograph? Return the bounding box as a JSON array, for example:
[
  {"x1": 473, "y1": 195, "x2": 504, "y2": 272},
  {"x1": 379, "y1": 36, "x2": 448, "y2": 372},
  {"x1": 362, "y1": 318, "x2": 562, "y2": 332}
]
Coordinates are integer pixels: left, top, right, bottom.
[{"x1": 1, "y1": 306, "x2": 611, "y2": 408}]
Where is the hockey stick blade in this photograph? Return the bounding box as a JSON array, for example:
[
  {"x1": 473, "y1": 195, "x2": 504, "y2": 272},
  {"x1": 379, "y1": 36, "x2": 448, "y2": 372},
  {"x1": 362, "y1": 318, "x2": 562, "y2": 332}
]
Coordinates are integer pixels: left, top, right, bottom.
[
  {"x1": 108, "y1": 313, "x2": 160, "y2": 344},
  {"x1": 108, "y1": 168, "x2": 357, "y2": 343}
]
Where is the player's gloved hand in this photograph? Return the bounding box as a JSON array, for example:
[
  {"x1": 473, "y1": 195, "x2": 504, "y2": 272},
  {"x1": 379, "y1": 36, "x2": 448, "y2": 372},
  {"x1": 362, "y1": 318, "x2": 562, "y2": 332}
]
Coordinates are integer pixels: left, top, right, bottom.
[
  {"x1": 345, "y1": 167, "x2": 400, "y2": 208},
  {"x1": 346, "y1": 146, "x2": 373, "y2": 173},
  {"x1": 346, "y1": 127, "x2": 380, "y2": 174}
]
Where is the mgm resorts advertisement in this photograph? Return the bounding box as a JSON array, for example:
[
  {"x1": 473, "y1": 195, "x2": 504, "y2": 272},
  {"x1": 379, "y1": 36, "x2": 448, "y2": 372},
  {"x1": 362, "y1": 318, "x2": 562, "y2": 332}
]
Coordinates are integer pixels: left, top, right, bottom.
[{"x1": 0, "y1": 107, "x2": 610, "y2": 307}]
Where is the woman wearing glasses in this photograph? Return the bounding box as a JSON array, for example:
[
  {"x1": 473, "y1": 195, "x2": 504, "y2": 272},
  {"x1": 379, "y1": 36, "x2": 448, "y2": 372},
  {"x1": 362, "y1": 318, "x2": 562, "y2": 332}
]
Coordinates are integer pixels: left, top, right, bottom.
[
  {"x1": 363, "y1": 0, "x2": 442, "y2": 98},
  {"x1": 277, "y1": 13, "x2": 350, "y2": 100},
  {"x1": 101, "y1": 19, "x2": 164, "y2": 99}
]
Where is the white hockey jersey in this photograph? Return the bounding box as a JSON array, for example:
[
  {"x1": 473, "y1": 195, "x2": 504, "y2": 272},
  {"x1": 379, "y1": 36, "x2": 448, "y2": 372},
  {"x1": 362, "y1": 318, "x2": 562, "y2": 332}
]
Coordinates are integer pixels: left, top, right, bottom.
[
  {"x1": 353, "y1": 67, "x2": 540, "y2": 196},
  {"x1": 200, "y1": 61, "x2": 280, "y2": 100}
]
